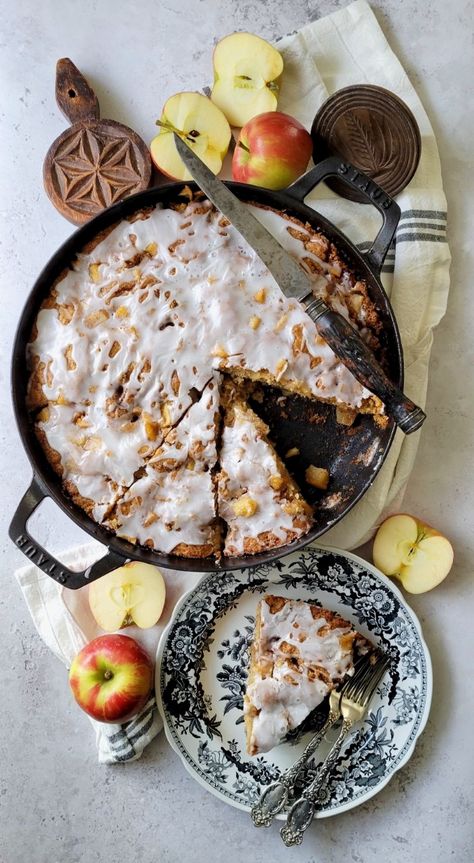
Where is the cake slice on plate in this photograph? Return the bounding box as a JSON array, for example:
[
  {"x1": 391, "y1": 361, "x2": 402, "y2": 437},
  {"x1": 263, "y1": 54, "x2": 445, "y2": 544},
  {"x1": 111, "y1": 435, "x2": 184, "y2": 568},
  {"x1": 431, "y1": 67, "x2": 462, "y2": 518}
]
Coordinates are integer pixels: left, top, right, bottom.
[
  {"x1": 217, "y1": 385, "x2": 313, "y2": 556},
  {"x1": 244, "y1": 594, "x2": 371, "y2": 755}
]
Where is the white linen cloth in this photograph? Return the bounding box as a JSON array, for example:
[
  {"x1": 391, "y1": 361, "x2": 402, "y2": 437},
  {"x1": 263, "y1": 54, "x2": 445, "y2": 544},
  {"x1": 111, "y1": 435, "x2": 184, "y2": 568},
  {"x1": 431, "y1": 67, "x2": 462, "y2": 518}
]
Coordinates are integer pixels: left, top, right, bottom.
[
  {"x1": 14, "y1": 0, "x2": 450, "y2": 761},
  {"x1": 276, "y1": 0, "x2": 450, "y2": 547}
]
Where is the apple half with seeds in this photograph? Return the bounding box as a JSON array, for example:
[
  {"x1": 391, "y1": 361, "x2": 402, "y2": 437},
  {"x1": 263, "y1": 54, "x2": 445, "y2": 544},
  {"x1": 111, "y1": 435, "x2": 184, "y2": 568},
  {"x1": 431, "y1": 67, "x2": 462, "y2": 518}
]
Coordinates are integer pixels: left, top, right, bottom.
[
  {"x1": 150, "y1": 92, "x2": 231, "y2": 180},
  {"x1": 211, "y1": 32, "x2": 284, "y2": 127},
  {"x1": 373, "y1": 514, "x2": 454, "y2": 594},
  {"x1": 89, "y1": 562, "x2": 166, "y2": 631}
]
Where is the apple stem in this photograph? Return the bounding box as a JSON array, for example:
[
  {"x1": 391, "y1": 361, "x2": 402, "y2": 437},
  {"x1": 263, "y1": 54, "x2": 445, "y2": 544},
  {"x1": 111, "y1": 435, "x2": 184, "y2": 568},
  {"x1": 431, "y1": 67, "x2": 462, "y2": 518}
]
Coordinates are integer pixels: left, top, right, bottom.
[
  {"x1": 238, "y1": 140, "x2": 250, "y2": 153},
  {"x1": 155, "y1": 119, "x2": 198, "y2": 145},
  {"x1": 155, "y1": 119, "x2": 179, "y2": 133},
  {"x1": 103, "y1": 670, "x2": 113, "y2": 681}
]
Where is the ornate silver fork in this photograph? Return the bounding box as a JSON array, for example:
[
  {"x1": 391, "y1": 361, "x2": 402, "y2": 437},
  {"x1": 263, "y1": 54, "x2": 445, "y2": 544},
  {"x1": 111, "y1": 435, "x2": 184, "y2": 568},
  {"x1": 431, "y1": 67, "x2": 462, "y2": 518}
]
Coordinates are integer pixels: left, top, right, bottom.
[
  {"x1": 280, "y1": 652, "x2": 390, "y2": 846},
  {"x1": 250, "y1": 654, "x2": 369, "y2": 827}
]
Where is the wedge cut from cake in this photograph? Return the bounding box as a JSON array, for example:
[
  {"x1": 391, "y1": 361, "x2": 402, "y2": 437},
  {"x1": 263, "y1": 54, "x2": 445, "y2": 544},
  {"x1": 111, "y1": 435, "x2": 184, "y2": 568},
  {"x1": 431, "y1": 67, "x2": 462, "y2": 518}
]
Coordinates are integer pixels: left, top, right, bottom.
[
  {"x1": 104, "y1": 376, "x2": 221, "y2": 557},
  {"x1": 217, "y1": 385, "x2": 313, "y2": 556},
  {"x1": 244, "y1": 595, "x2": 371, "y2": 755}
]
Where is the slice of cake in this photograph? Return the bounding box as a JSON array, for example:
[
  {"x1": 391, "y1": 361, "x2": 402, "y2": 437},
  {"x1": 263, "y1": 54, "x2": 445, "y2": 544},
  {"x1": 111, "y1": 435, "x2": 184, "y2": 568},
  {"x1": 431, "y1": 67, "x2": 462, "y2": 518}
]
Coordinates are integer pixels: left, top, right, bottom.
[
  {"x1": 104, "y1": 376, "x2": 220, "y2": 557},
  {"x1": 244, "y1": 595, "x2": 371, "y2": 755},
  {"x1": 217, "y1": 385, "x2": 313, "y2": 556},
  {"x1": 34, "y1": 401, "x2": 162, "y2": 522}
]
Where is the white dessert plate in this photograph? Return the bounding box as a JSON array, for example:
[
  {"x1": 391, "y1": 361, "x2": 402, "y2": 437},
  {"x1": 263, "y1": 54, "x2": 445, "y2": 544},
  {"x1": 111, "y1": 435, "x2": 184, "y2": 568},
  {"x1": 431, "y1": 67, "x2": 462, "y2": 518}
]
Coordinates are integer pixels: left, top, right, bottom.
[{"x1": 155, "y1": 546, "x2": 432, "y2": 818}]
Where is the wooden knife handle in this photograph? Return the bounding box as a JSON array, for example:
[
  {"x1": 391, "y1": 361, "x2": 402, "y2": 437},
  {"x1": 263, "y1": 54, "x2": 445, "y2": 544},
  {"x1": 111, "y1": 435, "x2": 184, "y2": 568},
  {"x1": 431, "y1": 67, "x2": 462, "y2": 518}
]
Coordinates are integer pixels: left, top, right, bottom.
[
  {"x1": 55, "y1": 57, "x2": 100, "y2": 124},
  {"x1": 303, "y1": 295, "x2": 426, "y2": 435}
]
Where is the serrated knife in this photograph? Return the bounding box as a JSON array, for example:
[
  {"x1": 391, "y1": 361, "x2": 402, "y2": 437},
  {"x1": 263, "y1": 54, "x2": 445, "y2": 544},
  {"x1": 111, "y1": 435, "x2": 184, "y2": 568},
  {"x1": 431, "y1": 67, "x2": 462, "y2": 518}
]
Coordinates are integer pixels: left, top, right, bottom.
[{"x1": 174, "y1": 134, "x2": 425, "y2": 434}]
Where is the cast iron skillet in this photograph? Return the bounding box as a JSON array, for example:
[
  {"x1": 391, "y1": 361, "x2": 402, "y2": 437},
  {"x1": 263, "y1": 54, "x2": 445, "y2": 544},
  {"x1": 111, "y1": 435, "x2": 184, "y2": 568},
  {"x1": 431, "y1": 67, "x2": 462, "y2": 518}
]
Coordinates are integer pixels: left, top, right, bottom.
[{"x1": 9, "y1": 156, "x2": 402, "y2": 588}]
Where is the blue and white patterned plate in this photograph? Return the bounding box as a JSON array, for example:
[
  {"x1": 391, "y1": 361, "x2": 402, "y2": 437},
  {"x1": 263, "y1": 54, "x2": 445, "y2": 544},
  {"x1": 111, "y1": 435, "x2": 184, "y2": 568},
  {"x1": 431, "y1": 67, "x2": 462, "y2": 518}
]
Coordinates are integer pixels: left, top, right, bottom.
[{"x1": 156, "y1": 546, "x2": 432, "y2": 817}]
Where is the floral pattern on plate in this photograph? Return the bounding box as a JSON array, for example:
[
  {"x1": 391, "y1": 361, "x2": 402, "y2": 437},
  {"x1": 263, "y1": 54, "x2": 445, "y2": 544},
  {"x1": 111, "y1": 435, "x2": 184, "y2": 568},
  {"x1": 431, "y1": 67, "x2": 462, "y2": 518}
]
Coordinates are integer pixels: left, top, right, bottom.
[{"x1": 156, "y1": 547, "x2": 432, "y2": 817}]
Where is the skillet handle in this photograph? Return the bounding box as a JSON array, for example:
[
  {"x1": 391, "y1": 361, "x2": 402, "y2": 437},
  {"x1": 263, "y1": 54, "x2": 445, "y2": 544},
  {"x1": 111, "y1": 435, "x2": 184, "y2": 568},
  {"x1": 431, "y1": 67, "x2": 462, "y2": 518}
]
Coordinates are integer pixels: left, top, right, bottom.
[
  {"x1": 9, "y1": 476, "x2": 127, "y2": 590},
  {"x1": 285, "y1": 156, "x2": 400, "y2": 275}
]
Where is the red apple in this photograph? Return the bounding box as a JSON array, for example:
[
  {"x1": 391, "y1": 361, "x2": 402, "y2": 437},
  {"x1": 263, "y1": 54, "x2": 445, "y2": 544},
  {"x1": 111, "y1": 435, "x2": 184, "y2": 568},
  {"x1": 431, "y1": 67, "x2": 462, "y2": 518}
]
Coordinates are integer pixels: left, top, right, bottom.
[
  {"x1": 69, "y1": 634, "x2": 153, "y2": 724},
  {"x1": 232, "y1": 111, "x2": 312, "y2": 190}
]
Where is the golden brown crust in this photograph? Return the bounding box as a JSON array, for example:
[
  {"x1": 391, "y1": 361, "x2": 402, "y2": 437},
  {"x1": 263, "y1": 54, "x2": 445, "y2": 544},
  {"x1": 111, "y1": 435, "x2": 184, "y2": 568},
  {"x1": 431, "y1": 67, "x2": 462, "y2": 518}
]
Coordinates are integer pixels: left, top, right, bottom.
[
  {"x1": 229, "y1": 529, "x2": 304, "y2": 556},
  {"x1": 27, "y1": 356, "x2": 53, "y2": 411},
  {"x1": 171, "y1": 532, "x2": 219, "y2": 559},
  {"x1": 225, "y1": 365, "x2": 383, "y2": 417},
  {"x1": 63, "y1": 479, "x2": 98, "y2": 519},
  {"x1": 251, "y1": 203, "x2": 383, "y2": 346},
  {"x1": 244, "y1": 598, "x2": 263, "y2": 756},
  {"x1": 34, "y1": 425, "x2": 63, "y2": 477}
]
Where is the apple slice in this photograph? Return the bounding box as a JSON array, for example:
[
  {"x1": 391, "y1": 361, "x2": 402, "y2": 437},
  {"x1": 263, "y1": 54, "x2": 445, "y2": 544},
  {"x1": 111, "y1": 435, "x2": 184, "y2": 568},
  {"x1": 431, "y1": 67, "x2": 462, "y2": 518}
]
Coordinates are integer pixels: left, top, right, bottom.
[
  {"x1": 150, "y1": 92, "x2": 231, "y2": 180},
  {"x1": 211, "y1": 32, "x2": 284, "y2": 127},
  {"x1": 89, "y1": 562, "x2": 166, "y2": 630},
  {"x1": 373, "y1": 513, "x2": 454, "y2": 594}
]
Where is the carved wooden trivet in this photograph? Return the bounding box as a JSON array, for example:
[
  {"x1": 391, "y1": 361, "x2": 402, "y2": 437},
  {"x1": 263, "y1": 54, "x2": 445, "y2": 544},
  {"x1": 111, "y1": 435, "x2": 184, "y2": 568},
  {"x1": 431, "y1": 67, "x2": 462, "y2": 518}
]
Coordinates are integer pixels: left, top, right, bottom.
[
  {"x1": 43, "y1": 58, "x2": 152, "y2": 224},
  {"x1": 311, "y1": 85, "x2": 421, "y2": 203}
]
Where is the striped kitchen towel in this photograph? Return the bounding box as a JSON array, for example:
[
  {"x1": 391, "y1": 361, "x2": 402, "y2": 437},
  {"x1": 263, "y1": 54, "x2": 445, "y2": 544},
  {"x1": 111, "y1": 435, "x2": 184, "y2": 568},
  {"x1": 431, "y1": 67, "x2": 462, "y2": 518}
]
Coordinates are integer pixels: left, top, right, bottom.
[
  {"x1": 275, "y1": 0, "x2": 450, "y2": 549},
  {"x1": 359, "y1": 208, "x2": 448, "y2": 276}
]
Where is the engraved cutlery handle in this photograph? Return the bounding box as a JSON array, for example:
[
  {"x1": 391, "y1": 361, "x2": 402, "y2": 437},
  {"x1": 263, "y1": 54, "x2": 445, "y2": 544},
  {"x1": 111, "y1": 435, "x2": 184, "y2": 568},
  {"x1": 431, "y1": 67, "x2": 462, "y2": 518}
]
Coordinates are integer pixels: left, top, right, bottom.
[
  {"x1": 301, "y1": 292, "x2": 426, "y2": 435},
  {"x1": 250, "y1": 708, "x2": 340, "y2": 828},
  {"x1": 280, "y1": 719, "x2": 353, "y2": 846}
]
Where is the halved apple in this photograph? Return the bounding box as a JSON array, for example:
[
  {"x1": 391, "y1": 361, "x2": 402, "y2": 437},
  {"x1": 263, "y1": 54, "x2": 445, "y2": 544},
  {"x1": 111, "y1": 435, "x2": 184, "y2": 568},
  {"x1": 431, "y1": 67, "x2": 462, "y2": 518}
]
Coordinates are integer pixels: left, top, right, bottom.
[
  {"x1": 373, "y1": 514, "x2": 454, "y2": 594},
  {"x1": 211, "y1": 32, "x2": 284, "y2": 127},
  {"x1": 150, "y1": 92, "x2": 231, "y2": 180},
  {"x1": 89, "y1": 562, "x2": 166, "y2": 630}
]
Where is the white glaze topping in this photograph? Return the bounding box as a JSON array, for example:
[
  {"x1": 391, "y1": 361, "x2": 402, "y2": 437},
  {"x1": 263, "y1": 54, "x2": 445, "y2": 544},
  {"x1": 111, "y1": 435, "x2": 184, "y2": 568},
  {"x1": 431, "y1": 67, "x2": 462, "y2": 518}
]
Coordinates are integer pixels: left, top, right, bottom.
[
  {"x1": 29, "y1": 200, "x2": 375, "y2": 414},
  {"x1": 245, "y1": 597, "x2": 357, "y2": 754},
  {"x1": 29, "y1": 199, "x2": 380, "y2": 551},
  {"x1": 104, "y1": 377, "x2": 219, "y2": 552},
  {"x1": 218, "y1": 405, "x2": 310, "y2": 554},
  {"x1": 36, "y1": 402, "x2": 147, "y2": 521}
]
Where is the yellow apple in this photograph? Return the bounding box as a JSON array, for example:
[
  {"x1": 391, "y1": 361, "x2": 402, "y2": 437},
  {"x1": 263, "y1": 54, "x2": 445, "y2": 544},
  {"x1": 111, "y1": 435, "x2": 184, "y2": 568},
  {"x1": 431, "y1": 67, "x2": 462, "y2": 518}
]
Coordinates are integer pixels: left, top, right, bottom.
[
  {"x1": 373, "y1": 514, "x2": 454, "y2": 594},
  {"x1": 89, "y1": 562, "x2": 166, "y2": 630},
  {"x1": 211, "y1": 32, "x2": 284, "y2": 127},
  {"x1": 150, "y1": 92, "x2": 231, "y2": 180}
]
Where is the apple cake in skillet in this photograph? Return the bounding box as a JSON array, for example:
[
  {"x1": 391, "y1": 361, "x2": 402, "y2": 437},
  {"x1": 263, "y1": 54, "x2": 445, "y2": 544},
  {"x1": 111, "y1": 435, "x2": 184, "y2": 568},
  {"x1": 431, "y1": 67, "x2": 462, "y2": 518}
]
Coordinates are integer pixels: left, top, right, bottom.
[{"x1": 27, "y1": 192, "x2": 386, "y2": 558}]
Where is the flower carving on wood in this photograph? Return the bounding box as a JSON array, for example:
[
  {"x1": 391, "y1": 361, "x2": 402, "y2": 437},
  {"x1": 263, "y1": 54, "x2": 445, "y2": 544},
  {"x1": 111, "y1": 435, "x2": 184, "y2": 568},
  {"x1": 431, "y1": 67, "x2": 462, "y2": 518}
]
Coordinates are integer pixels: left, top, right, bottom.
[{"x1": 51, "y1": 126, "x2": 147, "y2": 215}]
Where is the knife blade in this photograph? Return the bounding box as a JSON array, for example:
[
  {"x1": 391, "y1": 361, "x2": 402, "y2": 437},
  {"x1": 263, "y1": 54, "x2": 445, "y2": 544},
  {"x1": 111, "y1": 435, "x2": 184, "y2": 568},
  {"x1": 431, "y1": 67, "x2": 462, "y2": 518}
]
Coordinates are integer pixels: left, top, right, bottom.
[
  {"x1": 174, "y1": 134, "x2": 426, "y2": 435},
  {"x1": 176, "y1": 137, "x2": 313, "y2": 300}
]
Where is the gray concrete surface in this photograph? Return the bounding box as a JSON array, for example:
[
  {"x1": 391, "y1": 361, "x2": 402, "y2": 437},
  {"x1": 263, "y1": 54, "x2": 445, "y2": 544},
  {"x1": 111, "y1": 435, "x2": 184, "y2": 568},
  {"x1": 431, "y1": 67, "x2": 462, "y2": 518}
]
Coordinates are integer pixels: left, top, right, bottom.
[{"x1": 1, "y1": 1, "x2": 473, "y2": 861}]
